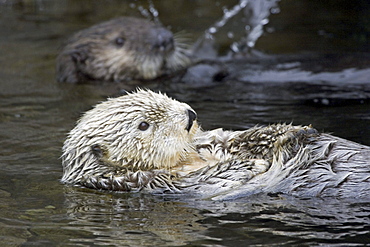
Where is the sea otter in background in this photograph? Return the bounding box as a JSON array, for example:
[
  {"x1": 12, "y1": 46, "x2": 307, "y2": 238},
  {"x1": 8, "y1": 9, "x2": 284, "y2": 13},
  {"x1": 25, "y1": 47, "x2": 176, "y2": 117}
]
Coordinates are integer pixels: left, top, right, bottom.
[
  {"x1": 56, "y1": 17, "x2": 192, "y2": 83},
  {"x1": 61, "y1": 90, "x2": 370, "y2": 200}
]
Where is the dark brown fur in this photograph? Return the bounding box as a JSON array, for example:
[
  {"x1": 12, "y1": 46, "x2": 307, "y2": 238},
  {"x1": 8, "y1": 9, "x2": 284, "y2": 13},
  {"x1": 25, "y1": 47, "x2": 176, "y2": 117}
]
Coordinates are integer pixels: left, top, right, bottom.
[{"x1": 56, "y1": 17, "x2": 192, "y2": 83}]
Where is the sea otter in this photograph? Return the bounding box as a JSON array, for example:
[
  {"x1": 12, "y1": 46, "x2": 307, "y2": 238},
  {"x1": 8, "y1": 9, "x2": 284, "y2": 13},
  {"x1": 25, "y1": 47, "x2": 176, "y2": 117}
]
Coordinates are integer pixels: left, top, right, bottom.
[
  {"x1": 56, "y1": 17, "x2": 192, "y2": 83},
  {"x1": 61, "y1": 90, "x2": 370, "y2": 199}
]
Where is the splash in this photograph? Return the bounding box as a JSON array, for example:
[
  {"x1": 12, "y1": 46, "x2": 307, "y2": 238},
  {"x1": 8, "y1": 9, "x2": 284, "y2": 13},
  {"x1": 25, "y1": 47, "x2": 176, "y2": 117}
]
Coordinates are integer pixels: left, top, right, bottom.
[
  {"x1": 195, "y1": 0, "x2": 280, "y2": 58},
  {"x1": 131, "y1": 0, "x2": 160, "y2": 23},
  {"x1": 130, "y1": 0, "x2": 279, "y2": 58}
]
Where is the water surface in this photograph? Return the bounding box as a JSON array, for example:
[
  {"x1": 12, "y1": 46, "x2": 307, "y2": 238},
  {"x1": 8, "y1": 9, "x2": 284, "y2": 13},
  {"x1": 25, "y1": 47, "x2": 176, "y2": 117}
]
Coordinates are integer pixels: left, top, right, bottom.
[{"x1": 0, "y1": 0, "x2": 369, "y2": 246}]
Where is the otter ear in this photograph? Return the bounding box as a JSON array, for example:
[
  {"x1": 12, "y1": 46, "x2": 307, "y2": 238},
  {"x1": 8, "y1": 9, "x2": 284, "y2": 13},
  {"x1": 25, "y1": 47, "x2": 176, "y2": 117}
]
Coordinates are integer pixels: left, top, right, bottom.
[
  {"x1": 91, "y1": 144, "x2": 111, "y2": 167},
  {"x1": 56, "y1": 50, "x2": 87, "y2": 83},
  {"x1": 70, "y1": 50, "x2": 87, "y2": 64}
]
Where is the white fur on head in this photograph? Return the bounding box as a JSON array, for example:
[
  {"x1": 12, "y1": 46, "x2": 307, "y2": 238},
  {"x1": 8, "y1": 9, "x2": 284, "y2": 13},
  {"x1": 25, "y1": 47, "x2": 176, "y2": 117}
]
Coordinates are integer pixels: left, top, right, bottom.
[{"x1": 61, "y1": 89, "x2": 198, "y2": 184}]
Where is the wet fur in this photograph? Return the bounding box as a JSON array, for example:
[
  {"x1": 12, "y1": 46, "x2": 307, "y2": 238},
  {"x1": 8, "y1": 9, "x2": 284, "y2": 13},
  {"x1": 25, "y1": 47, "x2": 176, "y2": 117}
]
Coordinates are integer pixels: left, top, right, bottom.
[
  {"x1": 56, "y1": 17, "x2": 192, "y2": 83},
  {"x1": 61, "y1": 90, "x2": 370, "y2": 199}
]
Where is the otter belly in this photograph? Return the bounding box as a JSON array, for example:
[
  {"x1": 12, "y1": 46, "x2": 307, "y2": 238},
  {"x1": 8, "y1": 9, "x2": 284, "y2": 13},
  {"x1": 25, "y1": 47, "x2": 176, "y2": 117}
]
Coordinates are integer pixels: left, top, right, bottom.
[{"x1": 204, "y1": 133, "x2": 370, "y2": 200}]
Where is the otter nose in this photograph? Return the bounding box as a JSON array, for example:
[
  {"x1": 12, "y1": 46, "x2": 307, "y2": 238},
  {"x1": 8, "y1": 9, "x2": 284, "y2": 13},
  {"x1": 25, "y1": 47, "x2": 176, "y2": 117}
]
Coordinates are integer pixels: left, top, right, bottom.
[
  {"x1": 186, "y1": 109, "x2": 197, "y2": 132},
  {"x1": 151, "y1": 28, "x2": 174, "y2": 53}
]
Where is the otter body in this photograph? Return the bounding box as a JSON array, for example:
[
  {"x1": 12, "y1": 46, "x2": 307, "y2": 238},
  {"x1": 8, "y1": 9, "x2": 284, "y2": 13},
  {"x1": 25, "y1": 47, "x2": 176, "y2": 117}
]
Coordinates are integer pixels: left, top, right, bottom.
[
  {"x1": 56, "y1": 17, "x2": 192, "y2": 83},
  {"x1": 61, "y1": 90, "x2": 370, "y2": 199}
]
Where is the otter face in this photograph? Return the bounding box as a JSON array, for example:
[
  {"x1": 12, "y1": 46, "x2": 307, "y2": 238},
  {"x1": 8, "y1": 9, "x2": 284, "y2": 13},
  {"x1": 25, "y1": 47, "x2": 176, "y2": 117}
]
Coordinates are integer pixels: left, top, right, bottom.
[
  {"x1": 61, "y1": 90, "x2": 198, "y2": 183},
  {"x1": 57, "y1": 17, "x2": 192, "y2": 83}
]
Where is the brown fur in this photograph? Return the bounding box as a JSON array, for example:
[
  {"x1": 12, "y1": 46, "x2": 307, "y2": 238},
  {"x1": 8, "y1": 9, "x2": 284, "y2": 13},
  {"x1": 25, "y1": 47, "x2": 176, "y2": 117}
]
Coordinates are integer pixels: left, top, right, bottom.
[{"x1": 56, "y1": 17, "x2": 192, "y2": 83}]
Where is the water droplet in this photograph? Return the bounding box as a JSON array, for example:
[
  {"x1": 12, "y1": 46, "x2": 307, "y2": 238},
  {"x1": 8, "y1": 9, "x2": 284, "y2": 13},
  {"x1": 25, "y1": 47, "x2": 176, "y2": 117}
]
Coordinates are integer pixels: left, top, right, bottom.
[
  {"x1": 209, "y1": 27, "x2": 217, "y2": 34},
  {"x1": 224, "y1": 11, "x2": 233, "y2": 19},
  {"x1": 150, "y1": 7, "x2": 159, "y2": 17},
  {"x1": 247, "y1": 40, "x2": 255, "y2": 47},
  {"x1": 239, "y1": 0, "x2": 248, "y2": 8},
  {"x1": 261, "y1": 18, "x2": 269, "y2": 25},
  {"x1": 227, "y1": 32, "x2": 234, "y2": 38},
  {"x1": 205, "y1": 33, "x2": 214, "y2": 40},
  {"x1": 270, "y1": 7, "x2": 280, "y2": 14},
  {"x1": 231, "y1": 42, "x2": 240, "y2": 53},
  {"x1": 138, "y1": 6, "x2": 150, "y2": 18}
]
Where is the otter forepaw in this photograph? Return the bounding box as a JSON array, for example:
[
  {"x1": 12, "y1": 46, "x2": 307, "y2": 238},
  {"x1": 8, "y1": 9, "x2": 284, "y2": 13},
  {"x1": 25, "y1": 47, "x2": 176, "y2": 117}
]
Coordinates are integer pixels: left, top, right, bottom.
[
  {"x1": 80, "y1": 175, "x2": 132, "y2": 191},
  {"x1": 297, "y1": 125, "x2": 318, "y2": 135},
  {"x1": 294, "y1": 125, "x2": 318, "y2": 138}
]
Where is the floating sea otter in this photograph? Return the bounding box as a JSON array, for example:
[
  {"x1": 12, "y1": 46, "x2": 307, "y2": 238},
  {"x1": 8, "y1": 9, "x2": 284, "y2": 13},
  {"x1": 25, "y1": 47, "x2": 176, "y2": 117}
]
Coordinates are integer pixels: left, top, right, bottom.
[
  {"x1": 56, "y1": 17, "x2": 192, "y2": 83},
  {"x1": 61, "y1": 90, "x2": 370, "y2": 199}
]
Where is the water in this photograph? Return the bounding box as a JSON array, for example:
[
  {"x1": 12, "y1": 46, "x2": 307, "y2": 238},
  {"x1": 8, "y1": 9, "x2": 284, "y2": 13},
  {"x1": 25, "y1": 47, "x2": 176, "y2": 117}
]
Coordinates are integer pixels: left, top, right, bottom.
[{"x1": 0, "y1": 0, "x2": 369, "y2": 246}]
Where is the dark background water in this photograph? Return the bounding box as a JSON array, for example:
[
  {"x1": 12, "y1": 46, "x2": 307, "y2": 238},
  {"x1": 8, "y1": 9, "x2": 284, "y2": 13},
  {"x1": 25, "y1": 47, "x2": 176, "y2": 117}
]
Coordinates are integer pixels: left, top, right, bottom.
[{"x1": 0, "y1": 0, "x2": 369, "y2": 246}]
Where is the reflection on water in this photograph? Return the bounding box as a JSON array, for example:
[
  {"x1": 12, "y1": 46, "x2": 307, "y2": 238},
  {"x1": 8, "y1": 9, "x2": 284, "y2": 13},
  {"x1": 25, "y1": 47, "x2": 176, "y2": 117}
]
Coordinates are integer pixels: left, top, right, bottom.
[
  {"x1": 63, "y1": 188, "x2": 207, "y2": 246},
  {"x1": 60, "y1": 189, "x2": 370, "y2": 246},
  {"x1": 0, "y1": 0, "x2": 369, "y2": 246}
]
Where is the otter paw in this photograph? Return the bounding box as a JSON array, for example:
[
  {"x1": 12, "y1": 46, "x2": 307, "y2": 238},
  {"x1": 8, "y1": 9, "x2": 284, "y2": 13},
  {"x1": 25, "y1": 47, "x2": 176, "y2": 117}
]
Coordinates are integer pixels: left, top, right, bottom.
[
  {"x1": 295, "y1": 125, "x2": 318, "y2": 137},
  {"x1": 80, "y1": 175, "x2": 131, "y2": 191}
]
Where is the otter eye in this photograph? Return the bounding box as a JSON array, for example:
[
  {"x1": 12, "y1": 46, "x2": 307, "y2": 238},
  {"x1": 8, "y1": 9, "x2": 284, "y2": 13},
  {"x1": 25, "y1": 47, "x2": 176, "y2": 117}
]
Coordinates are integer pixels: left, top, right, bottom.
[
  {"x1": 115, "y1": 37, "x2": 125, "y2": 47},
  {"x1": 138, "y1": 121, "x2": 150, "y2": 131}
]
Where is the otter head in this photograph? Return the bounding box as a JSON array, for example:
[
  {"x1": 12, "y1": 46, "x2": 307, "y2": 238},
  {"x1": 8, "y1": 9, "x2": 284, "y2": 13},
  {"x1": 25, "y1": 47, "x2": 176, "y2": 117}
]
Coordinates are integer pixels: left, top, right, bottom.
[
  {"x1": 61, "y1": 89, "x2": 198, "y2": 184},
  {"x1": 57, "y1": 17, "x2": 192, "y2": 83}
]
